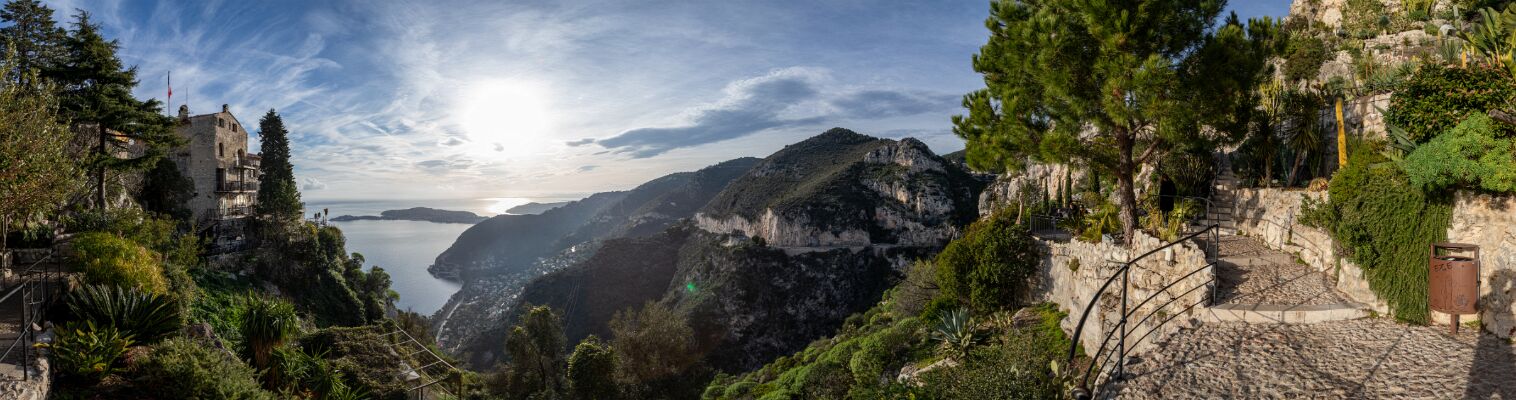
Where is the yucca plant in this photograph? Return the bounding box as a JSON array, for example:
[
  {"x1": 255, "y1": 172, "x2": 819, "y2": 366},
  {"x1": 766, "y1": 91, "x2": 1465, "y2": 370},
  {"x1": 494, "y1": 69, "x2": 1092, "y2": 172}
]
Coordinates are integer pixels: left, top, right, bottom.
[
  {"x1": 239, "y1": 293, "x2": 301, "y2": 383},
  {"x1": 932, "y1": 308, "x2": 978, "y2": 360},
  {"x1": 66, "y1": 284, "x2": 183, "y2": 343},
  {"x1": 41, "y1": 321, "x2": 134, "y2": 382}
]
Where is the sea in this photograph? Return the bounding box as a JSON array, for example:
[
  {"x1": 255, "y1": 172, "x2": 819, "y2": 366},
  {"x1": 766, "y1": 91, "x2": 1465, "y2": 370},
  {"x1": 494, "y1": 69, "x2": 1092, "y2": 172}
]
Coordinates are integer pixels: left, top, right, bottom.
[{"x1": 305, "y1": 197, "x2": 576, "y2": 315}]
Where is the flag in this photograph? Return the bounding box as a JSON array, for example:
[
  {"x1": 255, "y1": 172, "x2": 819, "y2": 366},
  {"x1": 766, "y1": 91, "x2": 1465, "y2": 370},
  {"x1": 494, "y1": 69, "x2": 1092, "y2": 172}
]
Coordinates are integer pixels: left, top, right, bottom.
[{"x1": 167, "y1": 71, "x2": 173, "y2": 101}]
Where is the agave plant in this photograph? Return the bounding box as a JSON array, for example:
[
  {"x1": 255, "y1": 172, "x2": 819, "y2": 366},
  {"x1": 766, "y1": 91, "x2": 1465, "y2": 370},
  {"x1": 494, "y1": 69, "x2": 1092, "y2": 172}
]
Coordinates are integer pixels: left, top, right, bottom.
[
  {"x1": 932, "y1": 308, "x2": 978, "y2": 360},
  {"x1": 239, "y1": 293, "x2": 301, "y2": 380},
  {"x1": 66, "y1": 284, "x2": 183, "y2": 343}
]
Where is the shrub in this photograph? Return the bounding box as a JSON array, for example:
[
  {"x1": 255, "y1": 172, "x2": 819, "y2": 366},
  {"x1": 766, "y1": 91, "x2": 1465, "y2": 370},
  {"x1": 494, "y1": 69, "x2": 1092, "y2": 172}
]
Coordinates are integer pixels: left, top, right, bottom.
[
  {"x1": 1315, "y1": 145, "x2": 1452, "y2": 323},
  {"x1": 239, "y1": 294, "x2": 301, "y2": 377},
  {"x1": 129, "y1": 338, "x2": 275, "y2": 400},
  {"x1": 916, "y1": 305, "x2": 1069, "y2": 400},
  {"x1": 566, "y1": 335, "x2": 618, "y2": 400},
  {"x1": 71, "y1": 232, "x2": 169, "y2": 294},
  {"x1": 889, "y1": 260, "x2": 939, "y2": 318},
  {"x1": 45, "y1": 321, "x2": 133, "y2": 382},
  {"x1": 934, "y1": 210, "x2": 1041, "y2": 312},
  {"x1": 1283, "y1": 35, "x2": 1328, "y2": 82},
  {"x1": 1403, "y1": 113, "x2": 1516, "y2": 193},
  {"x1": 1384, "y1": 64, "x2": 1516, "y2": 143},
  {"x1": 66, "y1": 284, "x2": 184, "y2": 343}
]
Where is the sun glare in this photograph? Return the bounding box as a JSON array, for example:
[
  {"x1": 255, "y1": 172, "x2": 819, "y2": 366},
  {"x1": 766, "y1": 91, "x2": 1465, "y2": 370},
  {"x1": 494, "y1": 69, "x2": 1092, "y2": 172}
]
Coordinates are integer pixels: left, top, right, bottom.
[{"x1": 457, "y1": 79, "x2": 554, "y2": 158}]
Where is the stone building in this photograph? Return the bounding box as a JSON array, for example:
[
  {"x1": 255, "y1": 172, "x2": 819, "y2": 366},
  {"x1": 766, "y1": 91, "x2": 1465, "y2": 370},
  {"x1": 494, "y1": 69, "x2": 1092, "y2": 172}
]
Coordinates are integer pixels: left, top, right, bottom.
[{"x1": 169, "y1": 104, "x2": 259, "y2": 225}]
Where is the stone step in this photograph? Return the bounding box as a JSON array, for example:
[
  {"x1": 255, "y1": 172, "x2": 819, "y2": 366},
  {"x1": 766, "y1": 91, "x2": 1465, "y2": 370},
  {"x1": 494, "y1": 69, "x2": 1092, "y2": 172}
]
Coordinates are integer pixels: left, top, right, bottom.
[{"x1": 1198, "y1": 303, "x2": 1369, "y2": 324}]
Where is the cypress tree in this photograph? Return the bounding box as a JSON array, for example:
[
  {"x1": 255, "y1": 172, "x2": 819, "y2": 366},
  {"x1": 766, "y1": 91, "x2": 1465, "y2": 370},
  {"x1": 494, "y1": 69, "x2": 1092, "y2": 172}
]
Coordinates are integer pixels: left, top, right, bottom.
[{"x1": 255, "y1": 109, "x2": 301, "y2": 219}]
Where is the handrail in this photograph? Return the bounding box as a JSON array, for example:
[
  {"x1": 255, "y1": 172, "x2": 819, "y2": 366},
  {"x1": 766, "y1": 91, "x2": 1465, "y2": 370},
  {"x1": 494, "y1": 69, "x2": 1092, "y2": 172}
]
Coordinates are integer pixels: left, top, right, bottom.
[
  {"x1": 384, "y1": 327, "x2": 462, "y2": 399},
  {"x1": 1065, "y1": 224, "x2": 1220, "y2": 399},
  {"x1": 0, "y1": 251, "x2": 59, "y2": 381}
]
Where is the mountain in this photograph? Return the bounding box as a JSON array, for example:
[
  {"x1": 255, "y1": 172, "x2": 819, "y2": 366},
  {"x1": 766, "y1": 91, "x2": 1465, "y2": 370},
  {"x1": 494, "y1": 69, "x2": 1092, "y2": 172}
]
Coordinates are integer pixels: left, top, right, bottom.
[
  {"x1": 504, "y1": 201, "x2": 571, "y2": 215},
  {"x1": 329, "y1": 207, "x2": 486, "y2": 224},
  {"x1": 450, "y1": 128, "x2": 988, "y2": 370},
  {"x1": 430, "y1": 157, "x2": 762, "y2": 352}
]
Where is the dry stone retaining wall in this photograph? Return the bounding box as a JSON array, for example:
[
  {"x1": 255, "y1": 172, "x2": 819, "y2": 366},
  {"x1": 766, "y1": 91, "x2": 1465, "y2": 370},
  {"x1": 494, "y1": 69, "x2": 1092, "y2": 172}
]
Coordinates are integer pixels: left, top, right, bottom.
[
  {"x1": 1233, "y1": 188, "x2": 1516, "y2": 338},
  {"x1": 1034, "y1": 232, "x2": 1212, "y2": 359}
]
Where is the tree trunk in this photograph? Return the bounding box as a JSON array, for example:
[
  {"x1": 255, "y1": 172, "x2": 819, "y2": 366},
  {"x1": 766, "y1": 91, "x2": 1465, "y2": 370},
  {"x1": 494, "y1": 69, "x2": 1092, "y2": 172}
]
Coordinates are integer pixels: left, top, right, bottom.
[
  {"x1": 1287, "y1": 151, "x2": 1306, "y2": 187},
  {"x1": 1116, "y1": 130, "x2": 1138, "y2": 247}
]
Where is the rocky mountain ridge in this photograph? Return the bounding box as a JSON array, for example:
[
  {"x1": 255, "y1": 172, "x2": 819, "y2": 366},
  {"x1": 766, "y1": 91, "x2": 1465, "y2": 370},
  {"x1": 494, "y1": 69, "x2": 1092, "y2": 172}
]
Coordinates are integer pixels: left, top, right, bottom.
[{"x1": 443, "y1": 128, "x2": 988, "y2": 371}]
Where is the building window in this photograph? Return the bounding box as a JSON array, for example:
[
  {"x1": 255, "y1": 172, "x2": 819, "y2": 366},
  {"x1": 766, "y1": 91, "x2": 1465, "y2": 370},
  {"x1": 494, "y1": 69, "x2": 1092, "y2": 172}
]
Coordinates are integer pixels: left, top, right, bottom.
[
  {"x1": 219, "y1": 143, "x2": 224, "y2": 157},
  {"x1": 233, "y1": 124, "x2": 239, "y2": 132},
  {"x1": 219, "y1": 118, "x2": 226, "y2": 128},
  {"x1": 237, "y1": 149, "x2": 244, "y2": 160}
]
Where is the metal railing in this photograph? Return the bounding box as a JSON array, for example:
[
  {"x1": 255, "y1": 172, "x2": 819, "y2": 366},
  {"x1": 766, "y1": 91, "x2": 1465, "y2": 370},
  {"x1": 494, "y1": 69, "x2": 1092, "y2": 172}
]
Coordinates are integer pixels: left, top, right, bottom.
[
  {"x1": 1065, "y1": 224, "x2": 1220, "y2": 399},
  {"x1": 0, "y1": 251, "x2": 60, "y2": 381},
  {"x1": 382, "y1": 328, "x2": 463, "y2": 399},
  {"x1": 216, "y1": 206, "x2": 253, "y2": 219},
  {"x1": 215, "y1": 180, "x2": 259, "y2": 192}
]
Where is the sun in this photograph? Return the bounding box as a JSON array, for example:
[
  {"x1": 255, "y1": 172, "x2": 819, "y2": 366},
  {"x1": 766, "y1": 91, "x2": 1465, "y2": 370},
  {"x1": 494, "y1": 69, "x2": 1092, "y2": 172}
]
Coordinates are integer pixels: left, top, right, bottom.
[{"x1": 456, "y1": 79, "x2": 554, "y2": 158}]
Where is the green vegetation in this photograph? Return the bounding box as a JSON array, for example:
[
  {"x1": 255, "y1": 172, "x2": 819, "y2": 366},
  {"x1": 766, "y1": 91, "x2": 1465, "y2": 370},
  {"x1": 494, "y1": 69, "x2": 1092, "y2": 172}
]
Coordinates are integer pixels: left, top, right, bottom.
[
  {"x1": 566, "y1": 335, "x2": 618, "y2": 400},
  {"x1": 255, "y1": 109, "x2": 302, "y2": 220},
  {"x1": 1403, "y1": 112, "x2": 1516, "y2": 193},
  {"x1": 1284, "y1": 35, "x2": 1329, "y2": 82},
  {"x1": 1460, "y1": 4, "x2": 1516, "y2": 76},
  {"x1": 66, "y1": 284, "x2": 183, "y2": 343},
  {"x1": 1384, "y1": 64, "x2": 1516, "y2": 143},
  {"x1": 70, "y1": 232, "x2": 169, "y2": 294},
  {"x1": 953, "y1": 0, "x2": 1271, "y2": 244},
  {"x1": 1303, "y1": 144, "x2": 1452, "y2": 323},
  {"x1": 127, "y1": 338, "x2": 275, "y2": 400},
  {"x1": 0, "y1": 62, "x2": 78, "y2": 245},
  {"x1": 239, "y1": 293, "x2": 301, "y2": 378},
  {"x1": 931, "y1": 309, "x2": 977, "y2": 360},
  {"x1": 933, "y1": 210, "x2": 1040, "y2": 313},
  {"x1": 502, "y1": 305, "x2": 569, "y2": 398},
  {"x1": 915, "y1": 306, "x2": 1067, "y2": 400},
  {"x1": 610, "y1": 301, "x2": 702, "y2": 398},
  {"x1": 45, "y1": 321, "x2": 133, "y2": 383}
]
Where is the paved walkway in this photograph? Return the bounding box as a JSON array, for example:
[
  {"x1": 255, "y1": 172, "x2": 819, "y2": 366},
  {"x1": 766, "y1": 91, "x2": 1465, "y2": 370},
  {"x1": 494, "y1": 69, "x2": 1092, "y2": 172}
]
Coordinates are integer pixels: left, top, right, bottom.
[
  {"x1": 1110, "y1": 318, "x2": 1516, "y2": 399},
  {"x1": 1103, "y1": 235, "x2": 1516, "y2": 399},
  {"x1": 1209, "y1": 236, "x2": 1353, "y2": 307}
]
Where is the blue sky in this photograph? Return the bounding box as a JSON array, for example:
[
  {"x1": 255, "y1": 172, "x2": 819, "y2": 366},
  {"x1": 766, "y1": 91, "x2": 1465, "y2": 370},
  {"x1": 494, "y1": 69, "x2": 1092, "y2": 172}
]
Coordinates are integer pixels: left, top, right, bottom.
[{"x1": 43, "y1": 0, "x2": 1292, "y2": 202}]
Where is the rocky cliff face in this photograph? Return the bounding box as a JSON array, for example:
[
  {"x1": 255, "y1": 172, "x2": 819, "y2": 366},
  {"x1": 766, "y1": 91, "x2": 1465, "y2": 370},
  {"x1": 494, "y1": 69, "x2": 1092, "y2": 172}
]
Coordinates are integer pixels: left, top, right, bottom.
[
  {"x1": 431, "y1": 158, "x2": 760, "y2": 354},
  {"x1": 455, "y1": 128, "x2": 986, "y2": 372}
]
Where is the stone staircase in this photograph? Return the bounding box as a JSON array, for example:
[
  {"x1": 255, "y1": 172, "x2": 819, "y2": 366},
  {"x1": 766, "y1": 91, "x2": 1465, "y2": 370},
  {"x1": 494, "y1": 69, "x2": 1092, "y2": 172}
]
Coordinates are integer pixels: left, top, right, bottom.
[
  {"x1": 1196, "y1": 236, "x2": 1369, "y2": 324},
  {"x1": 1200, "y1": 155, "x2": 1239, "y2": 235}
]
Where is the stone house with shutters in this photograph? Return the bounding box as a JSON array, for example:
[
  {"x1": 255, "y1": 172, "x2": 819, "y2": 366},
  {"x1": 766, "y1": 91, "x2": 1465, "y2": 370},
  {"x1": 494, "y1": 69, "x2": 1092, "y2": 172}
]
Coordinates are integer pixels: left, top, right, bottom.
[{"x1": 169, "y1": 104, "x2": 260, "y2": 226}]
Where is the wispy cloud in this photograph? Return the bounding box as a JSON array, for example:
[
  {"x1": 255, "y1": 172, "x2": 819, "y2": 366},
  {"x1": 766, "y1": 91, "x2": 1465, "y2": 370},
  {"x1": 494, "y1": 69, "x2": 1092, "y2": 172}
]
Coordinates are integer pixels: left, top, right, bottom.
[{"x1": 52, "y1": 0, "x2": 990, "y2": 201}]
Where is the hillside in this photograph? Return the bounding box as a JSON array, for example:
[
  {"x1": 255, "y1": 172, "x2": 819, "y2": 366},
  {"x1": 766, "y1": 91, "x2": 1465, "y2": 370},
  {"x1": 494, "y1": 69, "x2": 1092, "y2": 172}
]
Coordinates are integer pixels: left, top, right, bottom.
[
  {"x1": 431, "y1": 158, "x2": 761, "y2": 354},
  {"x1": 457, "y1": 128, "x2": 986, "y2": 370}
]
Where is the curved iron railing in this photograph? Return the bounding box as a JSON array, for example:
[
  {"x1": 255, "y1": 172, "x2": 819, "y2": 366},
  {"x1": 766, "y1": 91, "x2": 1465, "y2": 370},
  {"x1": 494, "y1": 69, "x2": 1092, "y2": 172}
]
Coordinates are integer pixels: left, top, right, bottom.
[
  {"x1": 1064, "y1": 224, "x2": 1220, "y2": 399},
  {"x1": 0, "y1": 251, "x2": 61, "y2": 381}
]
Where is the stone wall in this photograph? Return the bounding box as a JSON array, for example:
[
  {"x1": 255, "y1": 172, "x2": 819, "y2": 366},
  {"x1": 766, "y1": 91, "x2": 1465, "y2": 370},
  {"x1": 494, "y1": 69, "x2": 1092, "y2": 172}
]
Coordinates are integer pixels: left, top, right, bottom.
[
  {"x1": 1034, "y1": 232, "x2": 1212, "y2": 359},
  {"x1": 1233, "y1": 188, "x2": 1516, "y2": 337}
]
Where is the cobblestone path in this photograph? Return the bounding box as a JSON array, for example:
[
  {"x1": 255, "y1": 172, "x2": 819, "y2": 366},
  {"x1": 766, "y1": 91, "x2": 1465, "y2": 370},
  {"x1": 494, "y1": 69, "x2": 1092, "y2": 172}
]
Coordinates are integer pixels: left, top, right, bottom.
[
  {"x1": 1109, "y1": 318, "x2": 1516, "y2": 399},
  {"x1": 1208, "y1": 236, "x2": 1354, "y2": 306}
]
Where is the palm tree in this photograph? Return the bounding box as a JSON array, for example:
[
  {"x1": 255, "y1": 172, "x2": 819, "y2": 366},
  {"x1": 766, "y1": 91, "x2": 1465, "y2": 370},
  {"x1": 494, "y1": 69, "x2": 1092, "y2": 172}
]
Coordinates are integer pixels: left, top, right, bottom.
[{"x1": 239, "y1": 293, "x2": 300, "y2": 387}]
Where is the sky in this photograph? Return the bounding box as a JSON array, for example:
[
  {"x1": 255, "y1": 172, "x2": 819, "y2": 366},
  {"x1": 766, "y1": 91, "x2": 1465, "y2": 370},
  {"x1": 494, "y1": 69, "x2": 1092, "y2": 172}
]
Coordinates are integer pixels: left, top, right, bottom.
[{"x1": 42, "y1": 0, "x2": 1293, "y2": 202}]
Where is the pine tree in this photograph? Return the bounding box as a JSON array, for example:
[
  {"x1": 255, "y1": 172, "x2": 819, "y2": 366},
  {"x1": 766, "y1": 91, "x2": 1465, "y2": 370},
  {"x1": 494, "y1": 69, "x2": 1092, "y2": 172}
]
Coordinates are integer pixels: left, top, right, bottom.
[
  {"x1": 952, "y1": 1, "x2": 1275, "y2": 245},
  {"x1": 255, "y1": 109, "x2": 302, "y2": 219},
  {"x1": 0, "y1": 0, "x2": 66, "y2": 83},
  {"x1": 47, "y1": 11, "x2": 176, "y2": 214}
]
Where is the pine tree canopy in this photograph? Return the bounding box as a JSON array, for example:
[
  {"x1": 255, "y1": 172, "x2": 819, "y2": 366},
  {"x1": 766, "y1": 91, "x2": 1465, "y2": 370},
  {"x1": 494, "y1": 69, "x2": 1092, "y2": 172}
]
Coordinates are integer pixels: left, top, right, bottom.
[{"x1": 952, "y1": 0, "x2": 1278, "y2": 244}]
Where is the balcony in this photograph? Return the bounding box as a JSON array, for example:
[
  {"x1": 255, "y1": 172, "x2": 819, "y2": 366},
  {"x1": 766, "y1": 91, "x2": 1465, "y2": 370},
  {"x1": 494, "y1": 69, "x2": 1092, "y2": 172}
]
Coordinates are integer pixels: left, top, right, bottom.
[
  {"x1": 215, "y1": 180, "x2": 260, "y2": 193},
  {"x1": 215, "y1": 206, "x2": 253, "y2": 219}
]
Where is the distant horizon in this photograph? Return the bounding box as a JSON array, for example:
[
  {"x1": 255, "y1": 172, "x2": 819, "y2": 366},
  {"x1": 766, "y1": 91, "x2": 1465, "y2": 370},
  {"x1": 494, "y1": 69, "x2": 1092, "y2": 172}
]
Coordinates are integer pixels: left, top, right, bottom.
[{"x1": 49, "y1": 0, "x2": 1292, "y2": 202}]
